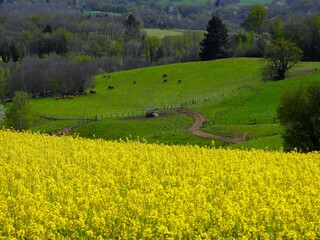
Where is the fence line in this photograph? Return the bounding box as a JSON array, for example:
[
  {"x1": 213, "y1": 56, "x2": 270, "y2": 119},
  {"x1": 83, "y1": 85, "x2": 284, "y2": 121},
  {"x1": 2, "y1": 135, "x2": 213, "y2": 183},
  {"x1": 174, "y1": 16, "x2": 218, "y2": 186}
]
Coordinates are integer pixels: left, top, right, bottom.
[
  {"x1": 180, "y1": 84, "x2": 259, "y2": 108},
  {"x1": 203, "y1": 117, "x2": 279, "y2": 126},
  {"x1": 36, "y1": 84, "x2": 262, "y2": 123},
  {"x1": 36, "y1": 105, "x2": 184, "y2": 122}
]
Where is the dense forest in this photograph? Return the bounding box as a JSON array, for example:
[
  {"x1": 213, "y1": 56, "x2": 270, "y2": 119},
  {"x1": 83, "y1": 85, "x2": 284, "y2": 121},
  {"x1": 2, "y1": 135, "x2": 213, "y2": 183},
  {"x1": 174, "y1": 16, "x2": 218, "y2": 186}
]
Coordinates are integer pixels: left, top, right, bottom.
[{"x1": 0, "y1": 0, "x2": 319, "y2": 100}]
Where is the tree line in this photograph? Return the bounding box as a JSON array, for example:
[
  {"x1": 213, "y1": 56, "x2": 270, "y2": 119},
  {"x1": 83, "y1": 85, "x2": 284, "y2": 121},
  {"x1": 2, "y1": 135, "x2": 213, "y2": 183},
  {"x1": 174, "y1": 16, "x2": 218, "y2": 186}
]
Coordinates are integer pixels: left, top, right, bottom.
[
  {"x1": 0, "y1": 1, "x2": 320, "y2": 101},
  {"x1": 1, "y1": 1, "x2": 319, "y2": 151}
]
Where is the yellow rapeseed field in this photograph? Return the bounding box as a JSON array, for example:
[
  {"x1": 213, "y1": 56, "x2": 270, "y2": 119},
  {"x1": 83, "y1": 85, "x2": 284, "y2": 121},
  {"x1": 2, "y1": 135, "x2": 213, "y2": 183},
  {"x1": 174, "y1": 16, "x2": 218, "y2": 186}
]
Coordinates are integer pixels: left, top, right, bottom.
[{"x1": 0, "y1": 129, "x2": 320, "y2": 239}]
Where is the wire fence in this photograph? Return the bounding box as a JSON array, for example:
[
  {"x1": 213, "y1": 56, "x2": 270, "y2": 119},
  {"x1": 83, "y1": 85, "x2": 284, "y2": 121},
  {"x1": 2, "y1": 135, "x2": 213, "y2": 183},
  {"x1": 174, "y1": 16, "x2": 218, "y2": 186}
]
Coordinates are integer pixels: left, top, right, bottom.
[
  {"x1": 180, "y1": 84, "x2": 260, "y2": 107},
  {"x1": 203, "y1": 117, "x2": 280, "y2": 126},
  {"x1": 37, "y1": 84, "x2": 277, "y2": 126},
  {"x1": 178, "y1": 84, "x2": 277, "y2": 125}
]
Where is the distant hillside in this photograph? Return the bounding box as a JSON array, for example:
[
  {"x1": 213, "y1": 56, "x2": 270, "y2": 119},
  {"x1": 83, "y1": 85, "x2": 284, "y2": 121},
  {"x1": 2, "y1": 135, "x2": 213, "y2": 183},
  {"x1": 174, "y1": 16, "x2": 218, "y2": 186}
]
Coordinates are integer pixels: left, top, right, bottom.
[
  {"x1": 28, "y1": 58, "x2": 320, "y2": 149},
  {"x1": 0, "y1": 0, "x2": 273, "y2": 6}
]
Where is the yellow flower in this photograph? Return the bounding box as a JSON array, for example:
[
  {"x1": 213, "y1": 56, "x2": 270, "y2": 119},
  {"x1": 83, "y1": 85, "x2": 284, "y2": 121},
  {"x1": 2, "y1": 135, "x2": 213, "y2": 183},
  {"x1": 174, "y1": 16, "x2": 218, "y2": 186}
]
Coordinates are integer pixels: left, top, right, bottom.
[{"x1": 0, "y1": 129, "x2": 319, "y2": 238}]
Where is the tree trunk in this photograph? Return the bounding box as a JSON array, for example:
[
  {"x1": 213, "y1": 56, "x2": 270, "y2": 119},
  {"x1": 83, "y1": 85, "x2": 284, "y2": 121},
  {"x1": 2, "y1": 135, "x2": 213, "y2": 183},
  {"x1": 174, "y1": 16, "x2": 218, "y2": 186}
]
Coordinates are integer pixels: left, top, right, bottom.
[{"x1": 277, "y1": 68, "x2": 286, "y2": 80}]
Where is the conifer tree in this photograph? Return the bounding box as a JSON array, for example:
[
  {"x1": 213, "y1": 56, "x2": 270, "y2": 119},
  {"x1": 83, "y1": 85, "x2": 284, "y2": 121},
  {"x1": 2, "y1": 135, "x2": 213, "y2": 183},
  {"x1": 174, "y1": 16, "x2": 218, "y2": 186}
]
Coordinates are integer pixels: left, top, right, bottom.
[
  {"x1": 199, "y1": 15, "x2": 230, "y2": 61},
  {"x1": 124, "y1": 14, "x2": 141, "y2": 41}
]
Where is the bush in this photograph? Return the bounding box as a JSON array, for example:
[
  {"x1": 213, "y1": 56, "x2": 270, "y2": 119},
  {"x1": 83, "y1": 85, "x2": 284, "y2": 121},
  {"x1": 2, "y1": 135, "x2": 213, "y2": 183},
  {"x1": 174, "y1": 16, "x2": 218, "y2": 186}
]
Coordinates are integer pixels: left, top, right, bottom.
[
  {"x1": 277, "y1": 84, "x2": 320, "y2": 152},
  {"x1": 5, "y1": 91, "x2": 33, "y2": 130},
  {"x1": 262, "y1": 39, "x2": 303, "y2": 81}
]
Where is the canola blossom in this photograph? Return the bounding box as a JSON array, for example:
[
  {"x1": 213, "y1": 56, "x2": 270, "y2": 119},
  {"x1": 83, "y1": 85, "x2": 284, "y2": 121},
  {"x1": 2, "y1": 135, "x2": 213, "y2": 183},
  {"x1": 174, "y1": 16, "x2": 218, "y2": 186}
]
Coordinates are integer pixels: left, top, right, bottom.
[{"x1": 0, "y1": 130, "x2": 320, "y2": 239}]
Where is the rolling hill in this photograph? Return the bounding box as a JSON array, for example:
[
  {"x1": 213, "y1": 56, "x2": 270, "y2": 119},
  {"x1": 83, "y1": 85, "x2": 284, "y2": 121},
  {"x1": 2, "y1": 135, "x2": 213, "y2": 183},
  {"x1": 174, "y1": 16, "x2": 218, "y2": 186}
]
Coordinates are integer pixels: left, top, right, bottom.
[{"x1": 29, "y1": 58, "x2": 320, "y2": 150}]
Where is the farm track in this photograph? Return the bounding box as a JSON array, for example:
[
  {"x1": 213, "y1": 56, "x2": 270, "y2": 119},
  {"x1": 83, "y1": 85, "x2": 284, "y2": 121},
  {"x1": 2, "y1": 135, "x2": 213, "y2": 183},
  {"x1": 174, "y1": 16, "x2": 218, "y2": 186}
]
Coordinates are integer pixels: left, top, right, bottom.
[
  {"x1": 176, "y1": 108, "x2": 246, "y2": 144},
  {"x1": 43, "y1": 109, "x2": 246, "y2": 143},
  {"x1": 47, "y1": 120, "x2": 93, "y2": 136}
]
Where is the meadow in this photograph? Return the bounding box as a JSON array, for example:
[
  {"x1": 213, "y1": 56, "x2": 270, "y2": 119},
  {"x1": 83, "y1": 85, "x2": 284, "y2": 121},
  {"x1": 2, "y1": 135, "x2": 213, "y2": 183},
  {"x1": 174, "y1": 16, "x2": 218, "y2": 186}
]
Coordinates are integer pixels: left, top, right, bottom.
[
  {"x1": 1, "y1": 130, "x2": 319, "y2": 238},
  {"x1": 30, "y1": 58, "x2": 264, "y2": 118},
  {"x1": 28, "y1": 58, "x2": 320, "y2": 150},
  {"x1": 143, "y1": 28, "x2": 185, "y2": 38}
]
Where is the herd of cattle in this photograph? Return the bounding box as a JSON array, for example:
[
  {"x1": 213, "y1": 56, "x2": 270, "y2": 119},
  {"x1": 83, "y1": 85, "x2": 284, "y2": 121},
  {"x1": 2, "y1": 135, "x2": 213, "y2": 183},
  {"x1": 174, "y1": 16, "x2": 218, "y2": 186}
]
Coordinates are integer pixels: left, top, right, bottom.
[{"x1": 55, "y1": 74, "x2": 182, "y2": 100}]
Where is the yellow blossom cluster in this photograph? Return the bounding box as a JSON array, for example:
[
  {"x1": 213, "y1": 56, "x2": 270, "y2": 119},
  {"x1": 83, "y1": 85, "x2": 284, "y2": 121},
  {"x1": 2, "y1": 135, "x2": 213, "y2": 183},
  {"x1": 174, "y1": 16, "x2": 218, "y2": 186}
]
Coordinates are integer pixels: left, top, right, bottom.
[{"x1": 0, "y1": 129, "x2": 320, "y2": 239}]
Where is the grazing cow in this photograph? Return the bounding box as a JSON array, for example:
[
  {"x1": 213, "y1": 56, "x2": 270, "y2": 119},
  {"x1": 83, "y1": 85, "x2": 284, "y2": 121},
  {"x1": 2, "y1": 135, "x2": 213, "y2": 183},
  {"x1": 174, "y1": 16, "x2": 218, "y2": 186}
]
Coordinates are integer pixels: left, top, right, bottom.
[
  {"x1": 108, "y1": 86, "x2": 114, "y2": 90},
  {"x1": 132, "y1": 81, "x2": 136, "y2": 85},
  {"x1": 89, "y1": 90, "x2": 96, "y2": 94},
  {"x1": 163, "y1": 79, "x2": 167, "y2": 83},
  {"x1": 63, "y1": 95, "x2": 68, "y2": 99},
  {"x1": 162, "y1": 74, "x2": 167, "y2": 78},
  {"x1": 178, "y1": 80, "x2": 182, "y2": 84},
  {"x1": 68, "y1": 95, "x2": 74, "y2": 100},
  {"x1": 55, "y1": 96, "x2": 61, "y2": 100}
]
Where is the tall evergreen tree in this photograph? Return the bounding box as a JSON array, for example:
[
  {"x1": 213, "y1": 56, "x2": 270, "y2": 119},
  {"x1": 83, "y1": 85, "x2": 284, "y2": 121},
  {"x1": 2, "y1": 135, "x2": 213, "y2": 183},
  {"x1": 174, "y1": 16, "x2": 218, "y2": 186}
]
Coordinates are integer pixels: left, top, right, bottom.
[
  {"x1": 124, "y1": 14, "x2": 141, "y2": 41},
  {"x1": 199, "y1": 15, "x2": 230, "y2": 61}
]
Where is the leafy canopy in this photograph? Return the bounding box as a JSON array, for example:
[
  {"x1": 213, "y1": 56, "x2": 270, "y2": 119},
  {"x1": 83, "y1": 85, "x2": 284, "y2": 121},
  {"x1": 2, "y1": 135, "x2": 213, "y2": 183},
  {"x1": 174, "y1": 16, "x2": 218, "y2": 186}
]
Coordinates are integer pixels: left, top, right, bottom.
[
  {"x1": 277, "y1": 84, "x2": 320, "y2": 152},
  {"x1": 241, "y1": 5, "x2": 267, "y2": 34},
  {"x1": 6, "y1": 91, "x2": 33, "y2": 130},
  {"x1": 262, "y1": 38, "x2": 303, "y2": 81}
]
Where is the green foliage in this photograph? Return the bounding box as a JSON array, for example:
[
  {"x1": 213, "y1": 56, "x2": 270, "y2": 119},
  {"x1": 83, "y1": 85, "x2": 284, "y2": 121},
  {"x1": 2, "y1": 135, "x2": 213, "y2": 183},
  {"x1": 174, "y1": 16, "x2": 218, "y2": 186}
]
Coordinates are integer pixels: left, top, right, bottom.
[
  {"x1": 0, "y1": 67, "x2": 9, "y2": 101},
  {"x1": 52, "y1": 28, "x2": 74, "y2": 56},
  {"x1": 6, "y1": 91, "x2": 33, "y2": 130},
  {"x1": 0, "y1": 33, "x2": 23, "y2": 62},
  {"x1": 241, "y1": 5, "x2": 268, "y2": 34},
  {"x1": 283, "y1": 15, "x2": 320, "y2": 61},
  {"x1": 234, "y1": 31, "x2": 271, "y2": 57},
  {"x1": 199, "y1": 15, "x2": 230, "y2": 61},
  {"x1": 143, "y1": 36, "x2": 162, "y2": 63},
  {"x1": 301, "y1": 16, "x2": 320, "y2": 61},
  {"x1": 277, "y1": 84, "x2": 320, "y2": 152},
  {"x1": 269, "y1": 17, "x2": 284, "y2": 40},
  {"x1": 262, "y1": 38, "x2": 303, "y2": 81}
]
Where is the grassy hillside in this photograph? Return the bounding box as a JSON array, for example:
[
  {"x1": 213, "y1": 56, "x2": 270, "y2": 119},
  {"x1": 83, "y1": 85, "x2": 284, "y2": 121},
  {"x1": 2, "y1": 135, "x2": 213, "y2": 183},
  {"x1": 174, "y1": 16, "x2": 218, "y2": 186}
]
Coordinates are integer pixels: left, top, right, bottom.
[
  {"x1": 143, "y1": 28, "x2": 186, "y2": 38},
  {"x1": 28, "y1": 58, "x2": 320, "y2": 149},
  {"x1": 31, "y1": 58, "x2": 262, "y2": 118}
]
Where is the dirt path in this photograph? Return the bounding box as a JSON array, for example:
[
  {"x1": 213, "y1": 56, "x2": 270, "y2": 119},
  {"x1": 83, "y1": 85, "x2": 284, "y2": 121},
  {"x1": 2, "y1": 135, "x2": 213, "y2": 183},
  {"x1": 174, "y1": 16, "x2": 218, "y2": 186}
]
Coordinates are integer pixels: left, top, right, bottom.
[{"x1": 176, "y1": 108, "x2": 246, "y2": 144}]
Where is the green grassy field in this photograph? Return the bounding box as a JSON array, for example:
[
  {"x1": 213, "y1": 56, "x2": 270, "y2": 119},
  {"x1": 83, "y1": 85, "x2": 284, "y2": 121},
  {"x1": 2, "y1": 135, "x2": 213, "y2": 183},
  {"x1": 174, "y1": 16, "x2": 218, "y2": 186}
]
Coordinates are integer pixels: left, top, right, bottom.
[
  {"x1": 143, "y1": 28, "x2": 186, "y2": 38},
  {"x1": 30, "y1": 58, "x2": 263, "y2": 118},
  {"x1": 25, "y1": 58, "x2": 320, "y2": 150}
]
